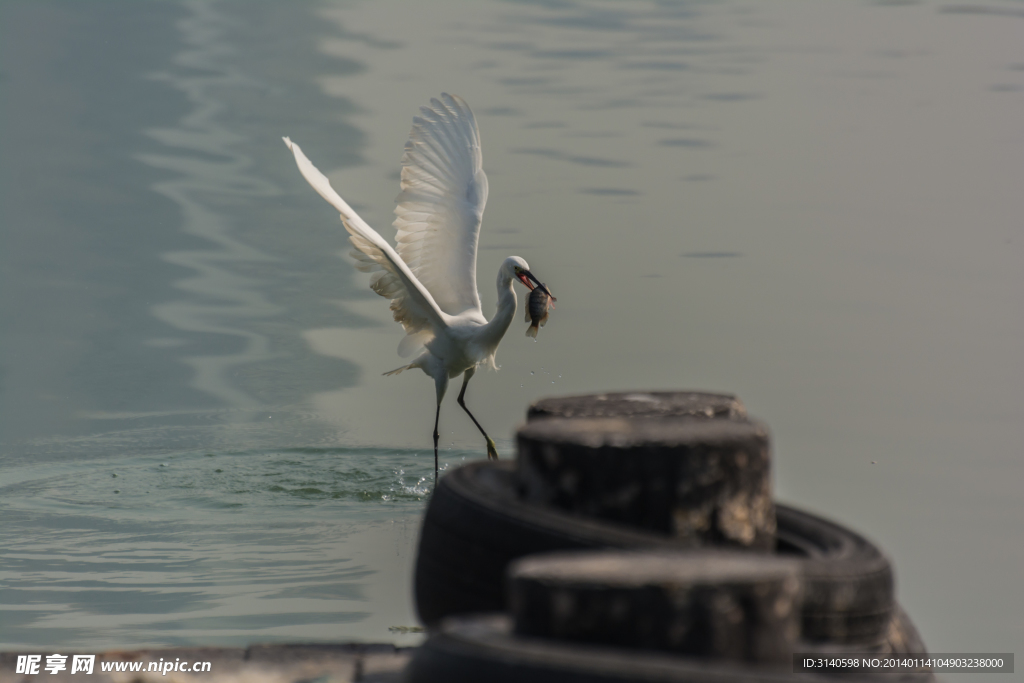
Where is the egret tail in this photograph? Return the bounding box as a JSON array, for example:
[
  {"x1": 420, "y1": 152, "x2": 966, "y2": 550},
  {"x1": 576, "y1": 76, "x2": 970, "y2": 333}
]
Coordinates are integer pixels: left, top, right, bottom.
[{"x1": 383, "y1": 363, "x2": 417, "y2": 376}]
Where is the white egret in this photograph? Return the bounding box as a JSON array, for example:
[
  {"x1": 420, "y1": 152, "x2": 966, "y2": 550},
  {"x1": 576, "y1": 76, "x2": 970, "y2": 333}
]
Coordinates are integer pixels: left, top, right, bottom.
[{"x1": 283, "y1": 94, "x2": 552, "y2": 481}]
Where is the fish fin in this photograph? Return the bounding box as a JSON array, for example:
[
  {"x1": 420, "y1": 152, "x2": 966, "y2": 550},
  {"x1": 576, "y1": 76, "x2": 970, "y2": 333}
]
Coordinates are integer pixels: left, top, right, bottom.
[
  {"x1": 525, "y1": 307, "x2": 531, "y2": 323},
  {"x1": 539, "y1": 312, "x2": 549, "y2": 328},
  {"x1": 525, "y1": 324, "x2": 539, "y2": 338}
]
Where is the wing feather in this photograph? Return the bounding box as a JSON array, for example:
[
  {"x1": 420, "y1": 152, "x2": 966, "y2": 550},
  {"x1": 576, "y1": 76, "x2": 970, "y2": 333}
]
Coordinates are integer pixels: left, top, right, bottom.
[
  {"x1": 394, "y1": 93, "x2": 488, "y2": 318},
  {"x1": 283, "y1": 136, "x2": 448, "y2": 352}
]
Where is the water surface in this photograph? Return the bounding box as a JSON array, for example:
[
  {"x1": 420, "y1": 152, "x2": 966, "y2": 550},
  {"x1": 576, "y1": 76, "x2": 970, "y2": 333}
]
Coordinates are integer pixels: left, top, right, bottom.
[{"x1": 1, "y1": 0, "x2": 1021, "y2": 669}]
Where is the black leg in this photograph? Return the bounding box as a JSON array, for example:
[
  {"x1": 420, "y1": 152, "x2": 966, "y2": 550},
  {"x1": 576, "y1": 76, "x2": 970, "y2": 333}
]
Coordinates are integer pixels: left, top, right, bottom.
[
  {"x1": 433, "y1": 402, "x2": 441, "y2": 482},
  {"x1": 457, "y1": 370, "x2": 499, "y2": 461}
]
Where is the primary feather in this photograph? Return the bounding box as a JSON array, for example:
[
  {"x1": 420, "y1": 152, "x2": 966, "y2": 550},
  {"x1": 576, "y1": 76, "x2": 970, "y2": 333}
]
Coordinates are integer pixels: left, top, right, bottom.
[
  {"x1": 283, "y1": 93, "x2": 489, "y2": 358},
  {"x1": 395, "y1": 94, "x2": 488, "y2": 319},
  {"x1": 282, "y1": 135, "x2": 449, "y2": 345}
]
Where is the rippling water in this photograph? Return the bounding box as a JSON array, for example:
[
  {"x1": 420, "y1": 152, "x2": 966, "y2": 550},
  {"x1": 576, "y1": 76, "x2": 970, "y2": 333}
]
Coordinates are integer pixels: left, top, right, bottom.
[
  {"x1": 2, "y1": 0, "x2": 1022, "y2": 667},
  {"x1": 1, "y1": 440, "x2": 446, "y2": 648}
]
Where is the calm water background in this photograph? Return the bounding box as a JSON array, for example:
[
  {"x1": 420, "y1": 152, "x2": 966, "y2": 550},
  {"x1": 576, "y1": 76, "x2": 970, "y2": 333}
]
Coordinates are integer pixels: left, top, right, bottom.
[{"x1": 1, "y1": 0, "x2": 1021, "y2": 672}]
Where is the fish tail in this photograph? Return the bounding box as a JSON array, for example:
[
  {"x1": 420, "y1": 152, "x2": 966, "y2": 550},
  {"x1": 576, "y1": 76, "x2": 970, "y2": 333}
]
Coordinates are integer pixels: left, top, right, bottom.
[{"x1": 525, "y1": 324, "x2": 539, "y2": 338}]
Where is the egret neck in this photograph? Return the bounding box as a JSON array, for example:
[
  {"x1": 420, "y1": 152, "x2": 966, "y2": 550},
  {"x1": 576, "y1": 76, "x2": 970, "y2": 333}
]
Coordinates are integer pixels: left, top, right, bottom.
[{"x1": 478, "y1": 267, "x2": 519, "y2": 353}]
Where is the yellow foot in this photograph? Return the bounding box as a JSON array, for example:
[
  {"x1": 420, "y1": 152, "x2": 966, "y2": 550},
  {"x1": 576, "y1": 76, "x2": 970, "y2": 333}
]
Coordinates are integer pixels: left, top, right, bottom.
[{"x1": 486, "y1": 437, "x2": 500, "y2": 461}]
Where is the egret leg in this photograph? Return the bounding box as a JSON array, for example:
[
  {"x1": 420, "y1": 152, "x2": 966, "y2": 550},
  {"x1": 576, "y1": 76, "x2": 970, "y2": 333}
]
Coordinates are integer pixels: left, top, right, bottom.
[
  {"x1": 432, "y1": 373, "x2": 449, "y2": 483},
  {"x1": 432, "y1": 402, "x2": 441, "y2": 483},
  {"x1": 457, "y1": 368, "x2": 500, "y2": 461}
]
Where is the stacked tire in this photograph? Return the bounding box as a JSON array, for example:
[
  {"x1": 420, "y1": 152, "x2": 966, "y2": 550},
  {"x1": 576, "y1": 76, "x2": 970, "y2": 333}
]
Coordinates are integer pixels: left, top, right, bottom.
[{"x1": 409, "y1": 392, "x2": 929, "y2": 682}]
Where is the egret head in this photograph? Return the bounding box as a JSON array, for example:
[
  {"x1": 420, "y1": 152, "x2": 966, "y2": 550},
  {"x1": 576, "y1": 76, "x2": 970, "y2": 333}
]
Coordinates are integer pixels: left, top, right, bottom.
[{"x1": 505, "y1": 256, "x2": 553, "y2": 298}]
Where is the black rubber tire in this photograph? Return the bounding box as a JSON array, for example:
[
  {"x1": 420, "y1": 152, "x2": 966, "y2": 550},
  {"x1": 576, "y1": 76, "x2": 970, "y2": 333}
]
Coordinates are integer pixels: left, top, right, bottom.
[
  {"x1": 516, "y1": 418, "x2": 776, "y2": 550},
  {"x1": 415, "y1": 461, "x2": 682, "y2": 625},
  {"x1": 509, "y1": 550, "x2": 802, "y2": 663},
  {"x1": 415, "y1": 461, "x2": 895, "y2": 647},
  {"x1": 775, "y1": 505, "x2": 894, "y2": 643},
  {"x1": 884, "y1": 604, "x2": 929, "y2": 656},
  {"x1": 406, "y1": 613, "x2": 878, "y2": 683},
  {"x1": 796, "y1": 603, "x2": 929, "y2": 657}
]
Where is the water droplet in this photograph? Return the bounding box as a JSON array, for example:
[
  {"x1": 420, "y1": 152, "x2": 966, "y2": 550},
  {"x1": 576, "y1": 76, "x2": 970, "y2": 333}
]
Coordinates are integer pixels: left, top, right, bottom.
[{"x1": 530, "y1": 371, "x2": 534, "y2": 375}]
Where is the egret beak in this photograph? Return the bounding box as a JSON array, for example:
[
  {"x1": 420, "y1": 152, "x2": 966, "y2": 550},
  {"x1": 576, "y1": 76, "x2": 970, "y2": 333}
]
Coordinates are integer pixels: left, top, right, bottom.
[{"x1": 519, "y1": 270, "x2": 556, "y2": 301}]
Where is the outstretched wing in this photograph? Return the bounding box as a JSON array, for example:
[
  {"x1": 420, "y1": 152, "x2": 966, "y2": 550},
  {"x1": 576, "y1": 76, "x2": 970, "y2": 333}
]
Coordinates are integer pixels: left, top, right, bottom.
[
  {"x1": 394, "y1": 93, "x2": 488, "y2": 318},
  {"x1": 283, "y1": 136, "x2": 449, "y2": 348}
]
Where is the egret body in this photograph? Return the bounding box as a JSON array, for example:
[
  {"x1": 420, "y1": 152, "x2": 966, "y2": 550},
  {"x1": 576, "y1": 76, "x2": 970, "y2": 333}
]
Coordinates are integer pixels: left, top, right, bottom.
[{"x1": 284, "y1": 94, "x2": 550, "y2": 480}]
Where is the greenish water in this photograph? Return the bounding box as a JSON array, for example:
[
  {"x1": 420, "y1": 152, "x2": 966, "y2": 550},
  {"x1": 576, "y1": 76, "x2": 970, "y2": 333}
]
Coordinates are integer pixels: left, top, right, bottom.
[
  {"x1": 1, "y1": 441, "x2": 442, "y2": 648},
  {"x1": 1, "y1": 0, "x2": 1021, "y2": 672}
]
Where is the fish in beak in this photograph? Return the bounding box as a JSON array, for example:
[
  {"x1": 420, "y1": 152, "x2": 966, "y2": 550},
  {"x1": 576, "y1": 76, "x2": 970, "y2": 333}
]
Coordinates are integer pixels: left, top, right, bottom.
[
  {"x1": 518, "y1": 270, "x2": 556, "y2": 301},
  {"x1": 526, "y1": 285, "x2": 555, "y2": 337}
]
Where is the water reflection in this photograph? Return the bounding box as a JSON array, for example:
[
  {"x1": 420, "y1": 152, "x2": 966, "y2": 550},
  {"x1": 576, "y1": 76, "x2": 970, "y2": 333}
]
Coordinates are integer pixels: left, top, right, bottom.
[
  {"x1": 512, "y1": 147, "x2": 631, "y2": 167},
  {"x1": 579, "y1": 188, "x2": 642, "y2": 197},
  {"x1": 141, "y1": 2, "x2": 288, "y2": 410}
]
